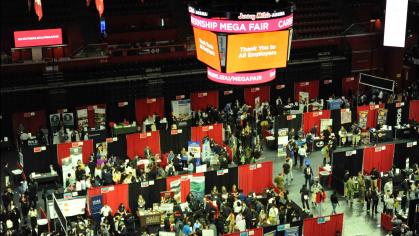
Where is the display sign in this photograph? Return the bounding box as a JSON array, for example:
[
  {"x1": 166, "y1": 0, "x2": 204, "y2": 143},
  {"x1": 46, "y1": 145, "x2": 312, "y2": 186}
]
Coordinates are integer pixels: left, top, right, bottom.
[
  {"x1": 193, "y1": 27, "x2": 221, "y2": 71},
  {"x1": 226, "y1": 30, "x2": 289, "y2": 73},
  {"x1": 190, "y1": 14, "x2": 293, "y2": 33},
  {"x1": 383, "y1": 0, "x2": 408, "y2": 47},
  {"x1": 207, "y1": 67, "x2": 275, "y2": 85},
  {"x1": 14, "y1": 28, "x2": 63, "y2": 48}
]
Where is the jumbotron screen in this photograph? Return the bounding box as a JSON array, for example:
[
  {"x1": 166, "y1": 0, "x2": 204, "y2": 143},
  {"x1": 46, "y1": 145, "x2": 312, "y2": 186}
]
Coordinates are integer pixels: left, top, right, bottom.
[
  {"x1": 226, "y1": 30, "x2": 290, "y2": 73},
  {"x1": 193, "y1": 27, "x2": 221, "y2": 71}
]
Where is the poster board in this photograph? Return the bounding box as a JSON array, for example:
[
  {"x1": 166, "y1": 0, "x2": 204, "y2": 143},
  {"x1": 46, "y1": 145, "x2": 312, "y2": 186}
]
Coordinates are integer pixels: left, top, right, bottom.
[
  {"x1": 48, "y1": 196, "x2": 86, "y2": 219},
  {"x1": 277, "y1": 128, "x2": 288, "y2": 157},
  {"x1": 340, "y1": 109, "x2": 352, "y2": 124},
  {"x1": 171, "y1": 99, "x2": 192, "y2": 122},
  {"x1": 358, "y1": 110, "x2": 369, "y2": 129},
  {"x1": 320, "y1": 119, "x2": 333, "y2": 133},
  {"x1": 377, "y1": 108, "x2": 388, "y2": 125}
]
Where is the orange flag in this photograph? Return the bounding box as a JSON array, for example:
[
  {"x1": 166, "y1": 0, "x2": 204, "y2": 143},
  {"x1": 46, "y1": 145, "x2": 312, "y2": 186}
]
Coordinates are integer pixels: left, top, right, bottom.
[
  {"x1": 34, "y1": 0, "x2": 43, "y2": 21},
  {"x1": 95, "y1": 0, "x2": 104, "y2": 17}
]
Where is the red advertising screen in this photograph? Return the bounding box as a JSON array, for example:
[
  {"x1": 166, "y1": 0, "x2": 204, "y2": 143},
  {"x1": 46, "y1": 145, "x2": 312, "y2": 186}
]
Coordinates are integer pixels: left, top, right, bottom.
[{"x1": 14, "y1": 28, "x2": 63, "y2": 48}]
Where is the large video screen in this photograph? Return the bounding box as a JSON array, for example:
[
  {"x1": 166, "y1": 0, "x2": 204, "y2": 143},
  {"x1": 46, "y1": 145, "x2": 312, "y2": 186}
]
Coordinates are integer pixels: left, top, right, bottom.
[
  {"x1": 14, "y1": 28, "x2": 63, "y2": 48},
  {"x1": 226, "y1": 30, "x2": 289, "y2": 73},
  {"x1": 193, "y1": 27, "x2": 221, "y2": 71}
]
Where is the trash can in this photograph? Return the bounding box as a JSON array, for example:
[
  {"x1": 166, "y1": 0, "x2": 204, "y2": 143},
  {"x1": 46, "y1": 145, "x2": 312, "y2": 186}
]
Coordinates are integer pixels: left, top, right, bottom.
[{"x1": 319, "y1": 170, "x2": 330, "y2": 188}]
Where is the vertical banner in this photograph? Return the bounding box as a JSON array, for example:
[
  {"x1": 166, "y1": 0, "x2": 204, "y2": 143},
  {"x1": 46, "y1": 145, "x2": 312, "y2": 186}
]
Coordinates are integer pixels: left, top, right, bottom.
[
  {"x1": 340, "y1": 109, "x2": 352, "y2": 124},
  {"x1": 95, "y1": 0, "x2": 104, "y2": 17},
  {"x1": 320, "y1": 119, "x2": 333, "y2": 133},
  {"x1": 169, "y1": 179, "x2": 181, "y2": 203},
  {"x1": 377, "y1": 108, "x2": 388, "y2": 125},
  {"x1": 91, "y1": 195, "x2": 103, "y2": 222},
  {"x1": 358, "y1": 110, "x2": 369, "y2": 129},
  {"x1": 34, "y1": 0, "x2": 43, "y2": 21},
  {"x1": 190, "y1": 176, "x2": 205, "y2": 201},
  {"x1": 277, "y1": 128, "x2": 288, "y2": 157}
]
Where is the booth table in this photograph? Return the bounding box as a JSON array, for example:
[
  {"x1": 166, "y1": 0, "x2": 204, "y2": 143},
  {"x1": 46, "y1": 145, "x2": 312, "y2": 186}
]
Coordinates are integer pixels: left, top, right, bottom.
[
  {"x1": 113, "y1": 124, "x2": 138, "y2": 136},
  {"x1": 394, "y1": 126, "x2": 411, "y2": 139},
  {"x1": 369, "y1": 128, "x2": 393, "y2": 144},
  {"x1": 30, "y1": 172, "x2": 59, "y2": 186}
]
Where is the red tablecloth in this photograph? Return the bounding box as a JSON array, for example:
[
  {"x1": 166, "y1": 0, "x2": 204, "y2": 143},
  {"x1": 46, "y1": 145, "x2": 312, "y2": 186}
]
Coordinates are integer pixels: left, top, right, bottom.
[{"x1": 380, "y1": 213, "x2": 393, "y2": 231}]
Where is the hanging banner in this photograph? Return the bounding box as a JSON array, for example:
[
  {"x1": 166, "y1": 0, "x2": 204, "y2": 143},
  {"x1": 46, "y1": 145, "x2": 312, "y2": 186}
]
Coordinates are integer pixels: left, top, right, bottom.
[
  {"x1": 91, "y1": 195, "x2": 103, "y2": 222},
  {"x1": 358, "y1": 110, "x2": 369, "y2": 129},
  {"x1": 277, "y1": 128, "x2": 288, "y2": 157},
  {"x1": 95, "y1": 0, "x2": 104, "y2": 17},
  {"x1": 34, "y1": 0, "x2": 43, "y2": 21},
  {"x1": 340, "y1": 109, "x2": 352, "y2": 124},
  {"x1": 169, "y1": 179, "x2": 181, "y2": 203},
  {"x1": 377, "y1": 108, "x2": 388, "y2": 125}
]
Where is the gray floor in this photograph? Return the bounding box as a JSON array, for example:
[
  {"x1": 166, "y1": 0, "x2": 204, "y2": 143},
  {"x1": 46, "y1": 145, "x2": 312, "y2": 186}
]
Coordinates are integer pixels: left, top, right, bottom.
[{"x1": 258, "y1": 147, "x2": 388, "y2": 236}]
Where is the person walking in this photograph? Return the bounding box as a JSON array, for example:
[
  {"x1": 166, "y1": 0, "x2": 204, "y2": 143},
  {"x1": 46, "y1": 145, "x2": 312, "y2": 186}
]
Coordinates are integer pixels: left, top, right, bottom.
[
  {"x1": 346, "y1": 177, "x2": 355, "y2": 206},
  {"x1": 304, "y1": 164, "x2": 314, "y2": 189},
  {"x1": 331, "y1": 191, "x2": 339, "y2": 214},
  {"x1": 371, "y1": 187, "x2": 379, "y2": 216},
  {"x1": 365, "y1": 188, "x2": 372, "y2": 214},
  {"x1": 300, "y1": 184, "x2": 310, "y2": 212},
  {"x1": 298, "y1": 144, "x2": 307, "y2": 169},
  {"x1": 283, "y1": 159, "x2": 291, "y2": 186}
]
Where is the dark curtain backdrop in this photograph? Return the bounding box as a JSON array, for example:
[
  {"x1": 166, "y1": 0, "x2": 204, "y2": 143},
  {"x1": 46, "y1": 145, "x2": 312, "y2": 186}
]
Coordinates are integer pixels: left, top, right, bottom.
[
  {"x1": 385, "y1": 102, "x2": 409, "y2": 126},
  {"x1": 204, "y1": 167, "x2": 238, "y2": 194},
  {"x1": 332, "y1": 149, "x2": 363, "y2": 194},
  {"x1": 302, "y1": 110, "x2": 331, "y2": 135},
  {"x1": 159, "y1": 128, "x2": 191, "y2": 154},
  {"x1": 126, "y1": 131, "x2": 161, "y2": 159},
  {"x1": 408, "y1": 100, "x2": 419, "y2": 122},
  {"x1": 12, "y1": 110, "x2": 47, "y2": 143},
  {"x1": 357, "y1": 104, "x2": 385, "y2": 130},
  {"x1": 271, "y1": 82, "x2": 293, "y2": 106},
  {"x1": 191, "y1": 123, "x2": 223, "y2": 146},
  {"x1": 294, "y1": 80, "x2": 319, "y2": 101},
  {"x1": 274, "y1": 114, "x2": 302, "y2": 139},
  {"x1": 106, "y1": 136, "x2": 127, "y2": 158},
  {"x1": 319, "y1": 79, "x2": 335, "y2": 100},
  {"x1": 107, "y1": 101, "x2": 136, "y2": 124},
  {"x1": 238, "y1": 161, "x2": 273, "y2": 195},
  {"x1": 407, "y1": 198, "x2": 419, "y2": 232},
  {"x1": 363, "y1": 143, "x2": 395, "y2": 174},
  {"x1": 190, "y1": 91, "x2": 219, "y2": 111},
  {"x1": 394, "y1": 141, "x2": 419, "y2": 169},
  {"x1": 128, "y1": 178, "x2": 166, "y2": 210},
  {"x1": 341, "y1": 76, "x2": 358, "y2": 97},
  {"x1": 135, "y1": 97, "x2": 165, "y2": 124},
  {"x1": 303, "y1": 213, "x2": 344, "y2": 236},
  {"x1": 22, "y1": 146, "x2": 58, "y2": 175},
  {"x1": 56, "y1": 140, "x2": 94, "y2": 166},
  {"x1": 219, "y1": 89, "x2": 244, "y2": 109},
  {"x1": 244, "y1": 86, "x2": 271, "y2": 108},
  {"x1": 87, "y1": 184, "x2": 130, "y2": 215}
]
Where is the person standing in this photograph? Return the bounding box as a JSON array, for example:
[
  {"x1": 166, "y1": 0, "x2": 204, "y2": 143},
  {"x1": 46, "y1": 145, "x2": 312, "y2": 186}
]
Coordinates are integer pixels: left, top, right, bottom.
[
  {"x1": 343, "y1": 170, "x2": 350, "y2": 201},
  {"x1": 298, "y1": 144, "x2": 307, "y2": 169},
  {"x1": 304, "y1": 164, "x2": 314, "y2": 189},
  {"x1": 371, "y1": 168, "x2": 380, "y2": 190},
  {"x1": 331, "y1": 191, "x2": 339, "y2": 214},
  {"x1": 346, "y1": 177, "x2": 355, "y2": 206},
  {"x1": 371, "y1": 188, "x2": 379, "y2": 216},
  {"x1": 321, "y1": 144, "x2": 331, "y2": 166},
  {"x1": 300, "y1": 184, "x2": 310, "y2": 212},
  {"x1": 357, "y1": 172, "x2": 366, "y2": 208},
  {"x1": 351, "y1": 122, "x2": 361, "y2": 147},
  {"x1": 365, "y1": 188, "x2": 372, "y2": 214}
]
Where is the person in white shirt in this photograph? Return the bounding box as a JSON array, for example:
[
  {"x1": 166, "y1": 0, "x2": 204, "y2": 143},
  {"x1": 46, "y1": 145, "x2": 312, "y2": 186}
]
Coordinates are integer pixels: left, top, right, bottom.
[
  {"x1": 384, "y1": 181, "x2": 393, "y2": 195},
  {"x1": 298, "y1": 144, "x2": 307, "y2": 169},
  {"x1": 268, "y1": 204, "x2": 279, "y2": 225},
  {"x1": 100, "y1": 204, "x2": 112, "y2": 218}
]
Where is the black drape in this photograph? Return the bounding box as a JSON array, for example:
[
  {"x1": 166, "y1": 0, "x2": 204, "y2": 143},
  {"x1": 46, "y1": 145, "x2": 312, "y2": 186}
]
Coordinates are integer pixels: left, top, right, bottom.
[
  {"x1": 385, "y1": 102, "x2": 409, "y2": 127},
  {"x1": 319, "y1": 80, "x2": 335, "y2": 100},
  {"x1": 394, "y1": 141, "x2": 419, "y2": 169},
  {"x1": 204, "y1": 167, "x2": 238, "y2": 194},
  {"x1": 332, "y1": 149, "x2": 363, "y2": 194},
  {"x1": 274, "y1": 114, "x2": 302, "y2": 139},
  {"x1": 108, "y1": 136, "x2": 127, "y2": 159},
  {"x1": 159, "y1": 128, "x2": 191, "y2": 154},
  {"x1": 22, "y1": 146, "x2": 58, "y2": 175},
  {"x1": 219, "y1": 88, "x2": 244, "y2": 109},
  {"x1": 128, "y1": 178, "x2": 166, "y2": 211},
  {"x1": 407, "y1": 198, "x2": 419, "y2": 232},
  {"x1": 107, "y1": 101, "x2": 136, "y2": 124}
]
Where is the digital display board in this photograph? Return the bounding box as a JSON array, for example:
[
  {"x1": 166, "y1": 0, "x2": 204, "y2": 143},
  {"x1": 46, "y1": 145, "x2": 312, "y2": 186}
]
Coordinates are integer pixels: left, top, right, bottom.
[
  {"x1": 193, "y1": 27, "x2": 221, "y2": 71},
  {"x1": 226, "y1": 30, "x2": 290, "y2": 73},
  {"x1": 14, "y1": 28, "x2": 63, "y2": 48}
]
